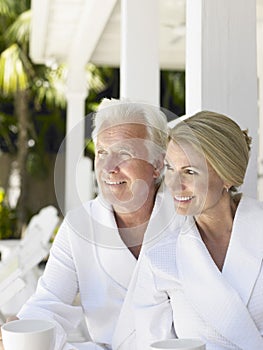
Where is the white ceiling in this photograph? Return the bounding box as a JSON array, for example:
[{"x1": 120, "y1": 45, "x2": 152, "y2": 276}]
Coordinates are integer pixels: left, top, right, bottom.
[
  {"x1": 30, "y1": 0, "x2": 185, "y2": 70},
  {"x1": 30, "y1": 0, "x2": 263, "y2": 71},
  {"x1": 90, "y1": 0, "x2": 186, "y2": 69}
]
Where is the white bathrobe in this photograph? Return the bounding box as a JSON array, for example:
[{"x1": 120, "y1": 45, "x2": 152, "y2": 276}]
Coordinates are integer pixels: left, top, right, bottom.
[
  {"x1": 17, "y1": 185, "x2": 182, "y2": 350},
  {"x1": 134, "y1": 196, "x2": 263, "y2": 350}
]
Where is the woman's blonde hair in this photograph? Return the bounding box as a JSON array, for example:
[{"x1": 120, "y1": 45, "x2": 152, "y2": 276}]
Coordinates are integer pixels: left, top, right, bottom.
[{"x1": 169, "y1": 111, "x2": 252, "y2": 192}]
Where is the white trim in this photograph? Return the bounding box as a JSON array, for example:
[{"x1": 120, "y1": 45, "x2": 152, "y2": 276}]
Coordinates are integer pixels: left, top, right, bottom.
[{"x1": 29, "y1": 0, "x2": 51, "y2": 63}]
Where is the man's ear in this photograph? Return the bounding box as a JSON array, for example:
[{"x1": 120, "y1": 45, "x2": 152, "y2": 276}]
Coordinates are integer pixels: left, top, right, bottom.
[
  {"x1": 153, "y1": 156, "x2": 165, "y2": 179},
  {"x1": 153, "y1": 167, "x2": 160, "y2": 179}
]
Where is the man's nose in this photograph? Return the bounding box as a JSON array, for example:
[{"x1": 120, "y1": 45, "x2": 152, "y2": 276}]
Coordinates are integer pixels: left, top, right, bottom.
[{"x1": 103, "y1": 154, "x2": 120, "y2": 173}]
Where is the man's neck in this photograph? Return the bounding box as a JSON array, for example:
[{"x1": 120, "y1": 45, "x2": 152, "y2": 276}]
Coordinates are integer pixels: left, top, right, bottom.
[
  {"x1": 114, "y1": 186, "x2": 157, "y2": 229},
  {"x1": 113, "y1": 186, "x2": 158, "y2": 258}
]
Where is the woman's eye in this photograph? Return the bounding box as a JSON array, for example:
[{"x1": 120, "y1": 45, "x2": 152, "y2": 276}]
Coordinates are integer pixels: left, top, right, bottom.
[{"x1": 185, "y1": 169, "x2": 196, "y2": 175}]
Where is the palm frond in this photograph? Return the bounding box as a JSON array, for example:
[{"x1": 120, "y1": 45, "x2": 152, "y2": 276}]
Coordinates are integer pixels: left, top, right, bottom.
[
  {"x1": 33, "y1": 64, "x2": 67, "y2": 109},
  {"x1": 0, "y1": 0, "x2": 14, "y2": 17},
  {"x1": 0, "y1": 43, "x2": 29, "y2": 95},
  {"x1": 5, "y1": 9, "x2": 30, "y2": 45},
  {"x1": 0, "y1": 0, "x2": 30, "y2": 17},
  {"x1": 86, "y1": 63, "x2": 107, "y2": 92}
]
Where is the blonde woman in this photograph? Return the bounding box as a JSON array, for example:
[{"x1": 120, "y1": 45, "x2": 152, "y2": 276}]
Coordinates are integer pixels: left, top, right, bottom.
[{"x1": 134, "y1": 111, "x2": 263, "y2": 350}]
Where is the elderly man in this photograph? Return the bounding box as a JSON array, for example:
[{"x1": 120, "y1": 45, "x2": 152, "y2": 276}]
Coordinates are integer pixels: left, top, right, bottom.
[{"x1": 15, "y1": 99, "x2": 182, "y2": 350}]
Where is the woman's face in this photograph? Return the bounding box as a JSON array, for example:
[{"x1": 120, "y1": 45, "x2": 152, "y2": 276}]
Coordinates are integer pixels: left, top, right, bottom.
[{"x1": 164, "y1": 140, "x2": 226, "y2": 216}]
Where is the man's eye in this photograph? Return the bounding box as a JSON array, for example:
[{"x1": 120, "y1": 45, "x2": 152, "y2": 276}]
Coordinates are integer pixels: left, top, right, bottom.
[
  {"x1": 97, "y1": 150, "x2": 107, "y2": 157},
  {"x1": 164, "y1": 162, "x2": 173, "y2": 171},
  {"x1": 119, "y1": 150, "x2": 133, "y2": 158}
]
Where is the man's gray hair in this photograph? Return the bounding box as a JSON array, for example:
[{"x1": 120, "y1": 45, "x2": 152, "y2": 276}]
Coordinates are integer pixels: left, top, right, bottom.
[{"x1": 92, "y1": 98, "x2": 168, "y2": 154}]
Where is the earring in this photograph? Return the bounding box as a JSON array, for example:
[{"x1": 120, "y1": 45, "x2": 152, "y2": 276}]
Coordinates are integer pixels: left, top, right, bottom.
[{"x1": 226, "y1": 187, "x2": 229, "y2": 193}]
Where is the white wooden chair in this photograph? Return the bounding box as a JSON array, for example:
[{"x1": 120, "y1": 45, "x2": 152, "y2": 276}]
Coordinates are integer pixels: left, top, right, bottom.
[{"x1": 0, "y1": 205, "x2": 60, "y2": 322}]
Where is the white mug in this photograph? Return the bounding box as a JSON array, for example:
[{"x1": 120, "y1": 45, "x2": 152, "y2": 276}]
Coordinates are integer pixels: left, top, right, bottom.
[
  {"x1": 150, "y1": 338, "x2": 206, "y2": 350},
  {"x1": 1, "y1": 319, "x2": 56, "y2": 350}
]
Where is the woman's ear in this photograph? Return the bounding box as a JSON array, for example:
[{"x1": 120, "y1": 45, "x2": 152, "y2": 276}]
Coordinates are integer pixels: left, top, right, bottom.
[{"x1": 224, "y1": 184, "x2": 231, "y2": 193}]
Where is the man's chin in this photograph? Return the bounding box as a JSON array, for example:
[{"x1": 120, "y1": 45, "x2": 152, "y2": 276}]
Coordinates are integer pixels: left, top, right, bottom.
[
  {"x1": 99, "y1": 180, "x2": 150, "y2": 214},
  {"x1": 102, "y1": 194, "x2": 146, "y2": 214}
]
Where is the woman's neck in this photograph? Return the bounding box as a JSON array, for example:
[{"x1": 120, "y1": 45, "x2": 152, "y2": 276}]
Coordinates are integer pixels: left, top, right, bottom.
[
  {"x1": 194, "y1": 194, "x2": 239, "y2": 271},
  {"x1": 195, "y1": 193, "x2": 238, "y2": 239}
]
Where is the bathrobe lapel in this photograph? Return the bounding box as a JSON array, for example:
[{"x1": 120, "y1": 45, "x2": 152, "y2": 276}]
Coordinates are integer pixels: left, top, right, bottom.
[
  {"x1": 222, "y1": 197, "x2": 263, "y2": 305},
  {"x1": 67, "y1": 195, "x2": 136, "y2": 290},
  {"x1": 91, "y1": 196, "x2": 136, "y2": 290},
  {"x1": 176, "y1": 197, "x2": 263, "y2": 350},
  {"x1": 112, "y1": 186, "x2": 179, "y2": 350}
]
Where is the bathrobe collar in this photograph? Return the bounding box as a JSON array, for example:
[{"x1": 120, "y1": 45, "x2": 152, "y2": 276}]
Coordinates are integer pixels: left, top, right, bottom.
[
  {"x1": 222, "y1": 196, "x2": 263, "y2": 304},
  {"x1": 90, "y1": 183, "x2": 176, "y2": 291},
  {"x1": 112, "y1": 185, "x2": 179, "y2": 349},
  {"x1": 177, "y1": 196, "x2": 263, "y2": 350},
  {"x1": 91, "y1": 195, "x2": 136, "y2": 290}
]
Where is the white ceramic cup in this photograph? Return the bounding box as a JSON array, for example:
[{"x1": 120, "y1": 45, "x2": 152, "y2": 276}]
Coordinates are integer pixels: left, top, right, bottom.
[
  {"x1": 1, "y1": 319, "x2": 56, "y2": 350},
  {"x1": 150, "y1": 338, "x2": 206, "y2": 350}
]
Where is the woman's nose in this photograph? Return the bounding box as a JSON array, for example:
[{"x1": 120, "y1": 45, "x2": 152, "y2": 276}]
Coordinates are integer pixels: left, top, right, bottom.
[{"x1": 165, "y1": 172, "x2": 185, "y2": 192}]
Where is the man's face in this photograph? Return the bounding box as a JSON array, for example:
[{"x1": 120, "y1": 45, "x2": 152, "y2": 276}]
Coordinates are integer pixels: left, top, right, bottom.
[{"x1": 95, "y1": 123, "x2": 159, "y2": 213}]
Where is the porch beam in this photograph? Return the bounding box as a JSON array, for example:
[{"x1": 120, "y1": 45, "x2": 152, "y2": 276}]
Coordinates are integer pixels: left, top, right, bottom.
[{"x1": 68, "y1": 0, "x2": 118, "y2": 67}]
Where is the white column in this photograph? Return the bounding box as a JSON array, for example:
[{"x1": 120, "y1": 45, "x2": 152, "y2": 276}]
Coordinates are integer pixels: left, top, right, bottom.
[
  {"x1": 257, "y1": 21, "x2": 263, "y2": 200},
  {"x1": 120, "y1": 0, "x2": 159, "y2": 106},
  {"x1": 186, "y1": 0, "x2": 258, "y2": 198},
  {"x1": 62, "y1": 69, "x2": 93, "y2": 213}
]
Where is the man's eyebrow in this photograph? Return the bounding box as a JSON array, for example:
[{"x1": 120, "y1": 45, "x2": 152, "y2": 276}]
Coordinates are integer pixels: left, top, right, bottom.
[
  {"x1": 118, "y1": 144, "x2": 134, "y2": 150},
  {"x1": 96, "y1": 141, "x2": 106, "y2": 148}
]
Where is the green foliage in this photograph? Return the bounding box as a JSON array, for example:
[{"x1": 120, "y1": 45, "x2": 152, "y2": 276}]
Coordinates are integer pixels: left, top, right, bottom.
[
  {"x1": 0, "y1": 2, "x2": 32, "y2": 95},
  {"x1": 26, "y1": 152, "x2": 49, "y2": 179},
  {"x1": 5, "y1": 9, "x2": 31, "y2": 46},
  {"x1": 0, "y1": 0, "x2": 13, "y2": 17},
  {"x1": 0, "y1": 0, "x2": 16, "y2": 53},
  {"x1": 0, "y1": 187, "x2": 18, "y2": 239},
  {"x1": 0, "y1": 43, "x2": 30, "y2": 94},
  {"x1": 32, "y1": 64, "x2": 67, "y2": 110},
  {"x1": 0, "y1": 109, "x2": 17, "y2": 152},
  {"x1": 85, "y1": 66, "x2": 119, "y2": 113},
  {"x1": 161, "y1": 70, "x2": 185, "y2": 116}
]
